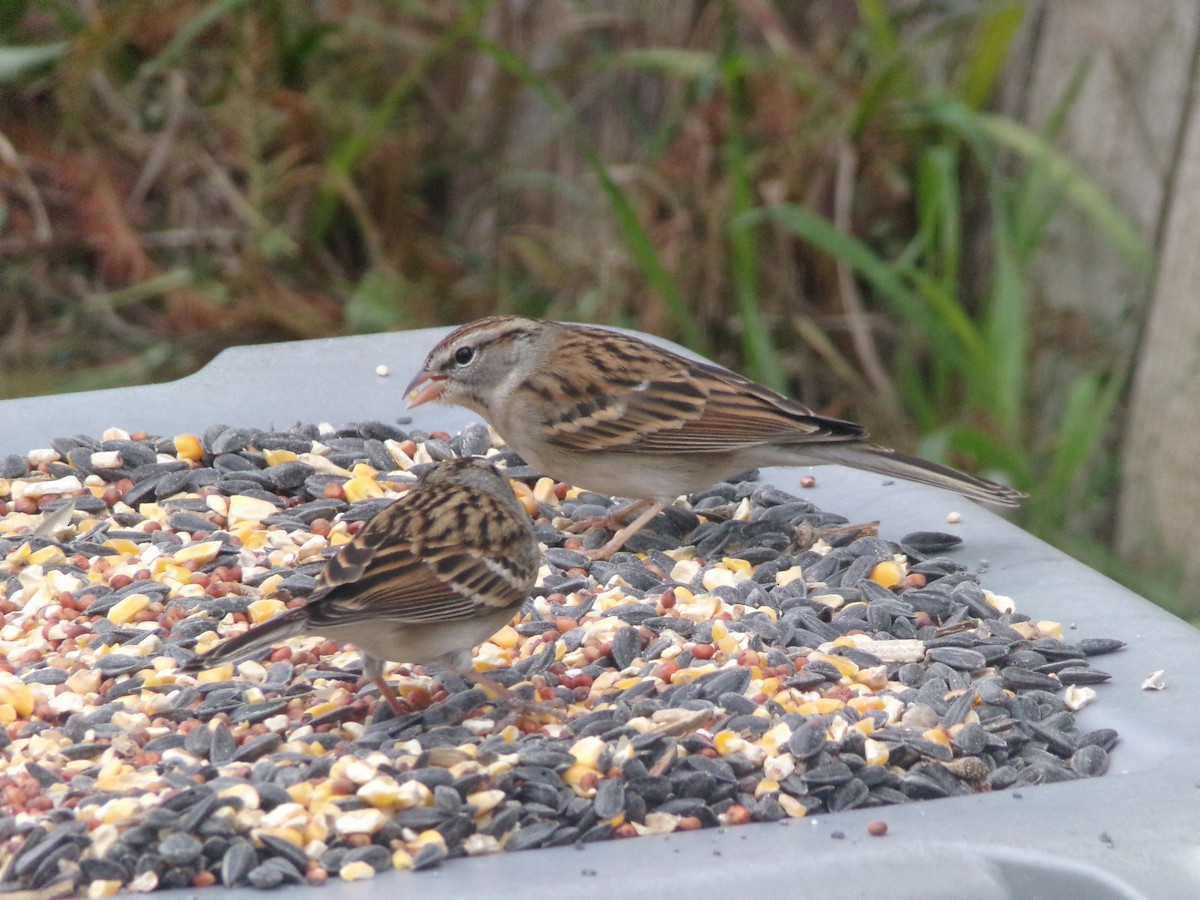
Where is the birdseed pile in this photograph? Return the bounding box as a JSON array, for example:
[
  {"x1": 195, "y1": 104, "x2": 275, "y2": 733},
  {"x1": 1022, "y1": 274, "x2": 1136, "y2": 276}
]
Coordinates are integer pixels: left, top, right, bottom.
[{"x1": 0, "y1": 422, "x2": 1124, "y2": 896}]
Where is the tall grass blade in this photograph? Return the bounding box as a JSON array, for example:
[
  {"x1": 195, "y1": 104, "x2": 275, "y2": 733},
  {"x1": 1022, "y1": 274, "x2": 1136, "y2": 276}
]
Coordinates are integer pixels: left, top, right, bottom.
[
  {"x1": 977, "y1": 113, "x2": 1152, "y2": 269},
  {"x1": 721, "y1": 4, "x2": 783, "y2": 390},
  {"x1": 475, "y1": 36, "x2": 704, "y2": 349},
  {"x1": 0, "y1": 41, "x2": 66, "y2": 80}
]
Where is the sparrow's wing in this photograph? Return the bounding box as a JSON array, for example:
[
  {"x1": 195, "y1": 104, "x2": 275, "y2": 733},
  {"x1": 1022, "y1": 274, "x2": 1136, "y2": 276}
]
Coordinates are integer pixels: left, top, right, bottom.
[
  {"x1": 535, "y1": 330, "x2": 868, "y2": 454},
  {"x1": 304, "y1": 481, "x2": 536, "y2": 628}
]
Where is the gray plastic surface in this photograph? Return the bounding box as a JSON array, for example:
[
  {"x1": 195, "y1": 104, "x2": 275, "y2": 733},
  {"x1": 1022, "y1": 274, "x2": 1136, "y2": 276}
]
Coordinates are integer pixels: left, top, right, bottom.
[{"x1": 1, "y1": 328, "x2": 1195, "y2": 900}]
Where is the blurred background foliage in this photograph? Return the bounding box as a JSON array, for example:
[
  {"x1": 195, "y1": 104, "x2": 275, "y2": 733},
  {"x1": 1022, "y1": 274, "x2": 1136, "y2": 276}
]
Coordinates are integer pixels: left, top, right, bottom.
[{"x1": 0, "y1": 2, "x2": 1153, "y2": 597}]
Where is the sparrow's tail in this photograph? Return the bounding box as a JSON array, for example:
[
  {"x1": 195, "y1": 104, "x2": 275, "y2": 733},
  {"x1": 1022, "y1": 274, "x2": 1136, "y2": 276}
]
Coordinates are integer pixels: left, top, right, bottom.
[
  {"x1": 797, "y1": 443, "x2": 1025, "y2": 508},
  {"x1": 179, "y1": 607, "x2": 309, "y2": 672}
]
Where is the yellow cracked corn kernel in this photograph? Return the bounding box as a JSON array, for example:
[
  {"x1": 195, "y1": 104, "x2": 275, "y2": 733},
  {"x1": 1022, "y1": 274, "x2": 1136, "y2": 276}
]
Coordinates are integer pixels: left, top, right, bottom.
[
  {"x1": 336, "y1": 808, "x2": 388, "y2": 835},
  {"x1": 262, "y1": 449, "x2": 297, "y2": 466},
  {"x1": 29, "y1": 545, "x2": 67, "y2": 565},
  {"x1": 868, "y1": 560, "x2": 904, "y2": 587},
  {"x1": 226, "y1": 495, "x2": 277, "y2": 526},
  {"x1": 854, "y1": 665, "x2": 889, "y2": 690},
  {"x1": 810, "y1": 652, "x2": 858, "y2": 678},
  {"x1": 107, "y1": 593, "x2": 150, "y2": 624},
  {"x1": 757, "y1": 722, "x2": 792, "y2": 756},
  {"x1": 357, "y1": 777, "x2": 404, "y2": 808},
  {"x1": 563, "y1": 763, "x2": 597, "y2": 796},
  {"x1": 411, "y1": 830, "x2": 447, "y2": 851},
  {"x1": 304, "y1": 700, "x2": 341, "y2": 720},
  {"x1": 533, "y1": 477, "x2": 559, "y2": 505},
  {"x1": 796, "y1": 698, "x2": 845, "y2": 716},
  {"x1": 864, "y1": 739, "x2": 890, "y2": 766},
  {"x1": 670, "y1": 664, "x2": 718, "y2": 685},
  {"x1": 517, "y1": 485, "x2": 539, "y2": 517},
  {"x1": 702, "y1": 568, "x2": 739, "y2": 591},
  {"x1": 1037, "y1": 620, "x2": 1063, "y2": 640},
  {"x1": 343, "y1": 475, "x2": 384, "y2": 503},
  {"x1": 775, "y1": 566, "x2": 804, "y2": 587},
  {"x1": 922, "y1": 727, "x2": 951, "y2": 749},
  {"x1": 257, "y1": 573, "x2": 285, "y2": 598},
  {"x1": 0, "y1": 676, "x2": 35, "y2": 717},
  {"x1": 339, "y1": 861, "x2": 376, "y2": 882},
  {"x1": 66, "y1": 670, "x2": 101, "y2": 694},
  {"x1": 141, "y1": 670, "x2": 177, "y2": 688},
  {"x1": 196, "y1": 662, "x2": 235, "y2": 684},
  {"x1": 715, "y1": 632, "x2": 742, "y2": 655},
  {"x1": 777, "y1": 794, "x2": 810, "y2": 818},
  {"x1": 754, "y1": 779, "x2": 780, "y2": 799},
  {"x1": 489, "y1": 625, "x2": 519, "y2": 650},
  {"x1": 722, "y1": 556, "x2": 753, "y2": 576},
  {"x1": 306, "y1": 817, "x2": 330, "y2": 845},
  {"x1": 248, "y1": 598, "x2": 286, "y2": 624},
  {"x1": 92, "y1": 797, "x2": 140, "y2": 825},
  {"x1": 713, "y1": 730, "x2": 747, "y2": 755},
  {"x1": 810, "y1": 593, "x2": 846, "y2": 610},
  {"x1": 569, "y1": 735, "x2": 606, "y2": 768},
  {"x1": 847, "y1": 696, "x2": 884, "y2": 713},
  {"x1": 5, "y1": 540, "x2": 32, "y2": 564},
  {"x1": 220, "y1": 782, "x2": 261, "y2": 810},
  {"x1": 174, "y1": 434, "x2": 204, "y2": 461},
  {"x1": 174, "y1": 540, "x2": 223, "y2": 564},
  {"x1": 395, "y1": 780, "x2": 432, "y2": 809},
  {"x1": 466, "y1": 789, "x2": 506, "y2": 817},
  {"x1": 669, "y1": 559, "x2": 701, "y2": 583},
  {"x1": 87, "y1": 881, "x2": 122, "y2": 898}
]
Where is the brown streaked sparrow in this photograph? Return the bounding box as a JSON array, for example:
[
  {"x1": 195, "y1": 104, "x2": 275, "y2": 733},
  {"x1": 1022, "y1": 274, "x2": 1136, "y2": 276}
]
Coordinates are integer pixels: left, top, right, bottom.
[
  {"x1": 406, "y1": 316, "x2": 1025, "y2": 558},
  {"x1": 181, "y1": 456, "x2": 540, "y2": 716}
]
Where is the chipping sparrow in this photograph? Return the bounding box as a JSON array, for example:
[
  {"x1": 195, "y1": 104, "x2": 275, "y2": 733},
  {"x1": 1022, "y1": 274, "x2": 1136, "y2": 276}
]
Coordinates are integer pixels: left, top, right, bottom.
[
  {"x1": 181, "y1": 456, "x2": 540, "y2": 715},
  {"x1": 406, "y1": 316, "x2": 1024, "y2": 557}
]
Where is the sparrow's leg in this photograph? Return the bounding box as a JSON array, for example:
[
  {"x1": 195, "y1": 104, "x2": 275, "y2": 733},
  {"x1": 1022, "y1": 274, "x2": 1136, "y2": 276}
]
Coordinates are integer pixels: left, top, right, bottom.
[
  {"x1": 362, "y1": 654, "x2": 406, "y2": 717},
  {"x1": 565, "y1": 498, "x2": 654, "y2": 535},
  {"x1": 585, "y1": 500, "x2": 665, "y2": 561},
  {"x1": 440, "y1": 651, "x2": 566, "y2": 723}
]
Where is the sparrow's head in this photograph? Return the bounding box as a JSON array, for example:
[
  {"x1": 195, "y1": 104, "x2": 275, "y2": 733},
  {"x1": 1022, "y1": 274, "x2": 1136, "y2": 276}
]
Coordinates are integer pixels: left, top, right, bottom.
[{"x1": 405, "y1": 316, "x2": 546, "y2": 417}]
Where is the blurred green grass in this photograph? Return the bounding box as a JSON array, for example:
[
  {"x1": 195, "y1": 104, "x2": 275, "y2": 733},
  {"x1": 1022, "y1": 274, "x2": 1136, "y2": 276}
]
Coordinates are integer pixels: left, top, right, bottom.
[{"x1": 0, "y1": 1, "x2": 1156, "y2": 600}]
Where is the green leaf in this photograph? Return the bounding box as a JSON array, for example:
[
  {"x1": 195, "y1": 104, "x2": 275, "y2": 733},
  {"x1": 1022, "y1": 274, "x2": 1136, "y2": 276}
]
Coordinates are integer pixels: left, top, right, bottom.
[
  {"x1": 611, "y1": 48, "x2": 715, "y2": 80},
  {"x1": 984, "y1": 228, "x2": 1027, "y2": 433},
  {"x1": 344, "y1": 268, "x2": 410, "y2": 334},
  {"x1": 474, "y1": 35, "x2": 704, "y2": 351},
  {"x1": 140, "y1": 0, "x2": 252, "y2": 76},
  {"x1": 0, "y1": 41, "x2": 66, "y2": 81},
  {"x1": 745, "y1": 203, "x2": 988, "y2": 371},
  {"x1": 1044, "y1": 369, "x2": 1126, "y2": 509},
  {"x1": 856, "y1": 0, "x2": 898, "y2": 58},
  {"x1": 914, "y1": 144, "x2": 961, "y2": 291},
  {"x1": 721, "y1": 8, "x2": 782, "y2": 390},
  {"x1": 977, "y1": 113, "x2": 1152, "y2": 269},
  {"x1": 938, "y1": 423, "x2": 1032, "y2": 487},
  {"x1": 956, "y1": 3, "x2": 1025, "y2": 110},
  {"x1": 313, "y1": 8, "x2": 479, "y2": 239}
]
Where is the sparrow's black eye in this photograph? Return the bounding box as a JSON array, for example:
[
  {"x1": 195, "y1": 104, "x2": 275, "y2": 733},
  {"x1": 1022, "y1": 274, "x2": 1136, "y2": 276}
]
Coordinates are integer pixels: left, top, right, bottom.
[{"x1": 453, "y1": 345, "x2": 475, "y2": 366}]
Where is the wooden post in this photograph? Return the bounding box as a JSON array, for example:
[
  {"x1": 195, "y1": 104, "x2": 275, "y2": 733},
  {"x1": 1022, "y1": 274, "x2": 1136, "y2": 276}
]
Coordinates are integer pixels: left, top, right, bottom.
[{"x1": 1009, "y1": 2, "x2": 1200, "y2": 593}]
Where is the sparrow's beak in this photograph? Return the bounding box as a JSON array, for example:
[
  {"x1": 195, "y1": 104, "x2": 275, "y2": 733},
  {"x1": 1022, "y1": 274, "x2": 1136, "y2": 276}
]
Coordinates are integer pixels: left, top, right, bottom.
[{"x1": 405, "y1": 371, "x2": 448, "y2": 408}]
